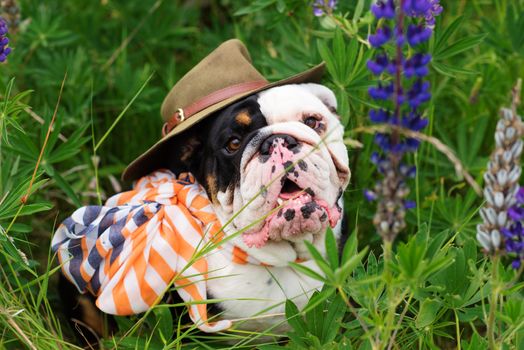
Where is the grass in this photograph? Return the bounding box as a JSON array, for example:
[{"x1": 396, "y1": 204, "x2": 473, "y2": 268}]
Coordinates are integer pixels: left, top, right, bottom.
[{"x1": 1, "y1": 0, "x2": 524, "y2": 349}]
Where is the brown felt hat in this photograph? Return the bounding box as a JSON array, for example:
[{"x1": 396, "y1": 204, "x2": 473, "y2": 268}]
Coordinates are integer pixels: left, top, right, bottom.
[{"x1": 122, "y1": 39, "x2": 325, "y2": 181}]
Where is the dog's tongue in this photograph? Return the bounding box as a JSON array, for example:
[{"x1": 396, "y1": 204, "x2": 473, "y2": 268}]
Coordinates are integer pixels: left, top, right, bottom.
[{"x1": 242, "y1": 226, "x2": 270, "y2": 248}]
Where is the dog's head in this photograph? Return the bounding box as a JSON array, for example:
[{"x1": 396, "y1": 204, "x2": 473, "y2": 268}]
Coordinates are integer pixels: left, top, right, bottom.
[{"x1": 168, "y1": 83, "x2": 350, "y2": 255}]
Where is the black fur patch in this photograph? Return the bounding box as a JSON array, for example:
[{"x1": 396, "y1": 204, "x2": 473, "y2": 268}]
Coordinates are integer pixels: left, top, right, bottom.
[
  {"x1": 300, "y1": 201, "x2": 319, "y2": 219},
  {"x1": 167, "y1": 95, "x2": 268, "y2": 199},
  {"x1": 298, "y1": 160, "x2": 308, "y2": 171},
  {"x1": 284, "y1": 209, "x2": 296, "y2": 221}
]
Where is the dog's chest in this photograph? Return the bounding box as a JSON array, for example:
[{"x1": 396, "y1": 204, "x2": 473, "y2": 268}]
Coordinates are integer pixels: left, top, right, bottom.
[{"x1": 206, "y1": 251, "x2": 324, "y2": 332}]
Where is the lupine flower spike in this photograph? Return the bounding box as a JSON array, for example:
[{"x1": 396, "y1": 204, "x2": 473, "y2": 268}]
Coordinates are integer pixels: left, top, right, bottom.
[
  {"x1": 478, "y1": 80, "x2": 524, "y2": 269},
  {"x1": 0, "y1": 16, "x2": 11, "y2": 62},
  {"x1": 365, "y1": 0, "x2": 441, "y2": 242},
  {"x1": 0, "y1": 0, "x2": 20, "y2": 34},
  {"x1": 312, "y1": 0, "x2": 336, "y2": 17}
]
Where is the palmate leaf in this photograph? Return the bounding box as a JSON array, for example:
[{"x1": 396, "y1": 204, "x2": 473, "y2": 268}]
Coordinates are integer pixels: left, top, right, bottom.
[
  {"x1": 430, "y1": 15, "x2": 485, "y2": 77},
  {"x1": 317, "y1": 30, "x2": 371, "y2": 126},
  {"x1": 46, "y1": 125, "x2": 90, "y2": 163},
  {"x1": 431, "y1": 61, "x2": 477, "y2": 77},
  {"x1": 432, "y1": 15, "x2": 464, "y2": 54},
  {"x1": 434, "y1": 34, "x2": 487, "y2": 60},
  {"x1": 286, "y1": 290, "x2": 346, "y2": 348}
]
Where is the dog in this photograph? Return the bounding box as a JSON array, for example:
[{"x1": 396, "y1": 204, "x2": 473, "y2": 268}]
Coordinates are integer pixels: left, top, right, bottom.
[
  {"x1": 165, "y1": 82, "x2": 350, "y2": 331},
  {"x1": 58, "y1": 82, "x2": 350, "y2": 342}
]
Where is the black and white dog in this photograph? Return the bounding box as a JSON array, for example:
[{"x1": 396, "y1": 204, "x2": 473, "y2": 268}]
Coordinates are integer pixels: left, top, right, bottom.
[
  {"x1": 168, "y1": 83, "x2": 350, "y2": 331},
  {"x1": 60, "y1": 82, "x2": 350, "y2": 339}
]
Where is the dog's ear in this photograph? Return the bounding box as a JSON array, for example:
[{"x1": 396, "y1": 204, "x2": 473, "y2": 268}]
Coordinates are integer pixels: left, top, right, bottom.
[
  {"x1": 166, "y1": 128, "x2": 204, "y2": 174},
  {"x1": 298, "y1": 83, "x2": 338, "y2": 114}
]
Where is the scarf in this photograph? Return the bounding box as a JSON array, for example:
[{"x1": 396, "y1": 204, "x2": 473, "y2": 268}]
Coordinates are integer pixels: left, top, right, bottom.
[{"x1": 52, "y1": 170, "x2": 279, "y2": 333}]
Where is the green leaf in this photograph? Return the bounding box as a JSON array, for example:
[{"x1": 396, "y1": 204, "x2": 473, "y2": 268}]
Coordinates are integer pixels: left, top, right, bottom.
[
  {"x1": 431, "y1": 61, "x2": 477, "y2": 78},
  {"x1": 320, "y1": 294, "x2": 346, "y2": 343},
  {"x1": 341, "y1": 230, "x2": 358, "y2": 265},
  {"x1": 335, "y1": 247, "x2": 368, "y2": 284},
  {"x1": 233, "y1": 0, "x2": 277, "y2": 16},
  {"x1": 317, "y1": 40, "x2": 337, "y2": 81},
  {"x1": 304, "y1": 240, "x2": 335, "y2": 280},
  {"x1": 461, "y1": 332, "x2": 488, "y2": 350},
  {"x1": 353, "y1": 0, "x2": 365, "y2": 22},
  {"x1": 434, "y1": 34, "x2": 486, "y2": 60},
  {"x1": 427, "y1": 230, "x2": 450, "y2": 258},
  {"x1": 289, "y1": 262, "x2": 326, "y2": 282},
  {"x1": 51, "y1": 169, "x2": 82, "y2": 207},
  {"x1": 433, "y1": 16, "x2": 464, "y2": 53},
  {"x1": 153, "y1": 307, "x2": 173, "y2": 343},
  {"x1": 325, "y1": 228, "x2": 339, "y2": 269},
  {"x1": 285, "y1": 299, "x2": 308, "y2": 348},
  {"x1": 415, "y1": 299, "x2": 442, "y2": 329}
]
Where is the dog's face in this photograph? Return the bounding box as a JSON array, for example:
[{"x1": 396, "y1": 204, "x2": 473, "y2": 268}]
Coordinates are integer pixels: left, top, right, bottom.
[{"x1": 169, "y1": 83, "x2": 350, "y2": 253}]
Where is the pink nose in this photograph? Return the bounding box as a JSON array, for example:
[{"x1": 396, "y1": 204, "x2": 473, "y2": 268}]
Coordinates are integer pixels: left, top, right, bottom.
[{"x1": 260, "y1": 134, "x2": 298, "y2": 155}]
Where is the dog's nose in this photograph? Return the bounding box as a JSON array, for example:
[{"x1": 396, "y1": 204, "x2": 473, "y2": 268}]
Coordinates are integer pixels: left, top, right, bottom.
[{"x1": 260, "y1": 134, "x2": 299, "y2": 155}]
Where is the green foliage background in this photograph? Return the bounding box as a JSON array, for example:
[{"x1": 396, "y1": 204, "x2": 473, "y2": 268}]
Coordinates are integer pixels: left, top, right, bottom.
[{"x1": 0, "y1": 0, "x2": 523, "y2": 349}]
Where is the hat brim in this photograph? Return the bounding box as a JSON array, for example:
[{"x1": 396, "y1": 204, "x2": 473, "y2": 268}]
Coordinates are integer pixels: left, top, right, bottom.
[{"x1": 122, "y1": 62, "x2": 326, "y2": 181}]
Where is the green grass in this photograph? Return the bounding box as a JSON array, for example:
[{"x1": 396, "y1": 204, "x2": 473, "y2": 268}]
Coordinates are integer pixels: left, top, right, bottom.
[{"x1": 1, "y1": 0, "x2": 524, "y2": 349}]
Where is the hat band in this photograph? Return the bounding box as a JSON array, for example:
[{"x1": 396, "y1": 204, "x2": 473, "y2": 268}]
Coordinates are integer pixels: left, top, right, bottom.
[{"x1": 162, "y1": 80, "x2": 269, "y2": 136}]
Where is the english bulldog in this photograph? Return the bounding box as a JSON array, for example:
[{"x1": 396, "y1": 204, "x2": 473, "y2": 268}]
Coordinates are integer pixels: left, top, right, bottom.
[
  {"x1": 167, "y1": 82, "x2": 350, "y2": 331},
  {"x1": 58, "y1": 82, "x2": 350, "y2": 342}
]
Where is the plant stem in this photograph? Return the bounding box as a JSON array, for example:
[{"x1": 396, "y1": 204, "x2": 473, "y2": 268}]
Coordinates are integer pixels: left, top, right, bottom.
[
  {"x1": 487, "y1": 254, "x2": 500, "y2": 350},
  {"x1": 382, "y1": 239, "x2": 394, "y2": 348},
  {"x1": 387, "y1": 292, "x2": 414, "y2": 350},
  {"x1": 337, "y1": 287, "x2": 371, "y2": 336},
  {"x1": 454, "y1": 309, "x2": 462, "y2": 350}
]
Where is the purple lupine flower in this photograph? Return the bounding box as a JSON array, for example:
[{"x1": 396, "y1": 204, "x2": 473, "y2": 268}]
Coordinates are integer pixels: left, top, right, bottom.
[
  {"x1": 403, "y1": 0, "x2": 432, "y2": 16},
  {"x1": 516, "y1": 187, "x2": 524, "y2": 203},
  {"x1": 369, "y1": 25, "x2": 392, "y2": 48},
  {"x1": 406, "y1": 24, "x2": 432, "y2": 46},
  {"x1": 364, "y1": 189, "x2": 378, "y2": 201},
  {"x1": 503, "y1": 189, "x2": 524, "y2": 268},
  {"x1": 367, "y1": 54, "x2": 393, "y2": 75},
  {"x1": 371, "y1": 0, "x2": 395, "y2": 19},
  {"x1": 0, "y1": 17, "x2": 11, "y2": 62},
  {"x1": 509, "y1": 206, "x2": 524, "y2": 221},
  {"x1": 365, "y1": 0, "x2": 439, "y2": 242},
  {"x1": 312, "y1": 0, "x2": 336, "y2": 16},
  {"x1": 425, "y1": 0, "x2": 443, "y2": 27},
  {"x1": 406, "y1": 80, "x2": 431, "y2": 108},
  {"x1": 404, "y1": 53, "x2": 431, "y2": 78},
  {"x1": 369, "y1": 83, "x2": 394, "y2": 100}
]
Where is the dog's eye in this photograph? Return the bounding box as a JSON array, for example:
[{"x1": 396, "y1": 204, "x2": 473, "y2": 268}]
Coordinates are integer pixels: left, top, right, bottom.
[
  {"x1": 225, "y1": 137, "x2": 241, "y2": 153},
  {"x1": 304, "y1": 116, "x2": 319, "y2": 129}
]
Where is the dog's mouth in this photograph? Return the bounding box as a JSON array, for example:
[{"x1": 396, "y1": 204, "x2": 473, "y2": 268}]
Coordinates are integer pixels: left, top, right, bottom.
[
  {"x1": 242, "y1": 176, "x2": 341, "y2": 248},
  {"x1": 278, "y1": 179, "x2": 302, "y2": 200}
]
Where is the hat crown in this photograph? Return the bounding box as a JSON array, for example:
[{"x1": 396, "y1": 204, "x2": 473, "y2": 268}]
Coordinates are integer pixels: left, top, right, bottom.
[{"x1": 161, "y1": 39, "x2": 268, "y2": 121}]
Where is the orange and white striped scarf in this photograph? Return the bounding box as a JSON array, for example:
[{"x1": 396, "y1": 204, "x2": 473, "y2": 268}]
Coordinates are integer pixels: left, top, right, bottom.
[{"x1": 52, "y1": 170, "x2": 271, "y2": 333}]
